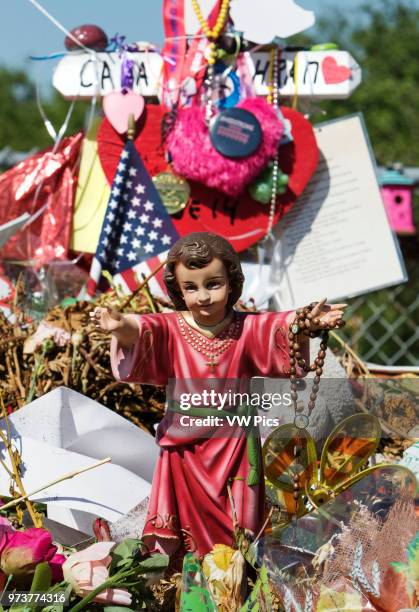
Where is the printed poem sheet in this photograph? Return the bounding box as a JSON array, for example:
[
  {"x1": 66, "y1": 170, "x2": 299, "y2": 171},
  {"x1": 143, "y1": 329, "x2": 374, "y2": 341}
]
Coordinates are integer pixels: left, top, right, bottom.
[{"x1": 272, "y1": 114, "x2": 406, "y2": 309}]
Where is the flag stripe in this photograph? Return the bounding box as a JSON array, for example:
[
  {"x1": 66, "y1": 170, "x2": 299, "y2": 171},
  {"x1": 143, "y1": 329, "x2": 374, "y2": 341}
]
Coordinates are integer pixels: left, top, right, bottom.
[
  {"x1": 147, "y1": 254, "x2": 167, "y2": 292},
  {"x1": 86, "y1": 257, "x2": 102, "y2": 296},
  {"x1": 117, "y1": 252, "x2": 168, "y2": 297},
  {"x1": 119, "y1": 268, "x2": 139, "y2": 293}
]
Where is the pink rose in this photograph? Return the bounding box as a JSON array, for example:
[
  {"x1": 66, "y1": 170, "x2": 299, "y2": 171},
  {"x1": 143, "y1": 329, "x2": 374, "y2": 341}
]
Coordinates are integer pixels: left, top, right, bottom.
[
  {"x1": 63, "y1": 542, "x2": 132, "y2": 606},
  {"x1": 0, "y1": 517, "x2": 13, "y2": 588},
  {"x1": 0, "y1": 516, "x2": 14, "y2": 538},
  {"x1": 23, "y1": 321, "x2": 70, "y2": 354},
  {"x1": 49, "y1": 552, "x2": 67, "y2": 582},
  {"x1": 0, "y1": 528, "x2": 65, "y2": 580}
]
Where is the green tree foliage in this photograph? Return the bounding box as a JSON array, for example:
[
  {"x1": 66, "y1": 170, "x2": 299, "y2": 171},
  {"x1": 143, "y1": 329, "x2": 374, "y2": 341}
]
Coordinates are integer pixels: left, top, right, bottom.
[
  {"x1": 298, "y1": 0, "x2": 419, "y2": 166},
  {"x1": 0, "y1": 1, "x2": 417, "y2": 366},
  {"x1": 288, "y1": 0, "x2": 419, "y2": 366},
  {"x1": 1, "y1": 0, "x2": 419, "y2": 166},
  {"x1": 0, "y1": 67, "x2": 88, "y2": 151}
]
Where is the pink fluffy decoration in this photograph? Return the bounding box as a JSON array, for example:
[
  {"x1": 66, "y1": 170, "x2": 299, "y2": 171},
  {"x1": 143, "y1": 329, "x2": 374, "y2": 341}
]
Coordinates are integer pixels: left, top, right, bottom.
[{"x1": 167, "y1": 98, "x2": 284, "y2": 196}]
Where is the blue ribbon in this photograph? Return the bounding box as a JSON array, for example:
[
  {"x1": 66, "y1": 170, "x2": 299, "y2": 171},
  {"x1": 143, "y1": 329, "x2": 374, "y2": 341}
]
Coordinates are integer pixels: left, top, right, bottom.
[{"x1": 29, "y1": 53, "x2": 66, "y2": 61}]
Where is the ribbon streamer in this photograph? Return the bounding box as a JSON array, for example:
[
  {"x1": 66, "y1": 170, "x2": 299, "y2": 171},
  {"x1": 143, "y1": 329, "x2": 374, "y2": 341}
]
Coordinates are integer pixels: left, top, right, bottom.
[
  {"x1": 26, "y1": 0, "x2": 97, "y2": 56},
  {"x1": 36, "y1": 81, "x2": 58, "y2": 141},
  {"x1": 120, "y1": 51, "x2": 135, "y2": 91},
  {"x1": 30, "y1": 52, "x2": 66, "y2": 61}
]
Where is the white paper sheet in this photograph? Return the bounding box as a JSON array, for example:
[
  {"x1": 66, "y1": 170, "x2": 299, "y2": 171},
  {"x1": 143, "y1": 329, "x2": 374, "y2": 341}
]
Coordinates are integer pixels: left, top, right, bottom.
[
  {"x1": 3, "y1": 387, "x2": 159, "y2": 482},
  {"x1": 0, "y1": 437, "x2": 151, "y2": 524},
  {"x1": 241, "y1": 262, "x2": 272, "y2": 308},
  {"x1": 0, "y1": 387, "x2": 160, "y2": 533},
  {"x1": 186, "y1": 0, "x2": 316, "y2": 41},
  {"x1": 271, "y1": 114, "x2": 406, "y2": 310},
  {"x1": 185, "y1": 0, "x2": 215, "y2": 34}
]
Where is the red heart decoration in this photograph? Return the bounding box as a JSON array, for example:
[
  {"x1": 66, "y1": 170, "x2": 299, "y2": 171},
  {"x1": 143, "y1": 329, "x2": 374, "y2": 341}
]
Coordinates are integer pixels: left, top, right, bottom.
[
  {"x1": 103, "y1": 91, "x2": 145, "y2": 134},
  {"x1": 167, "y1": 99, "x2": 284, "y2": 197},
  {"x1": 322, "y1": 56, "x2": 352, "y2": 84},
  {"x1": 97, "y1": 105, "x2": 319, "y2": 252}
]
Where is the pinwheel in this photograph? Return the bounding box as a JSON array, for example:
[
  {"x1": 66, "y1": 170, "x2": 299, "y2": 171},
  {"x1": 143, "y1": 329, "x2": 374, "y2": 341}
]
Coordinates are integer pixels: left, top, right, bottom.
[{"x1": 263, "y1": 413, "x2": 388, "y2": 525}]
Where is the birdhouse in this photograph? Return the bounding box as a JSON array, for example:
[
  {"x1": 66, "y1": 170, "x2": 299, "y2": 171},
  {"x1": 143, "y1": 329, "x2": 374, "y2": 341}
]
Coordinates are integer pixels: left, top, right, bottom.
[{"x1": 379, "y1": 168, "x2": 416, "y2": 235}]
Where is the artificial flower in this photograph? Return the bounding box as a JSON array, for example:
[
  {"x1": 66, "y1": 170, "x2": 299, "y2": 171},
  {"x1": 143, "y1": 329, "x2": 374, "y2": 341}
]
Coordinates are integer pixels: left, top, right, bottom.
[
  {"x1": 0, "y1": 516, "x2": 14, "y2": 538},
  {"x1": 203, "y1": 544, "x2": 235, "y2": 580},
  {"x1": 23, "y1": 321, "x2": 70, "y2": 354},
  {"x1": 93, "y1": 518, "x2": 111, "y2": 542},
  {"x1": 62, "y1": 541, "x2": 132, "y2": 606},
  {"x1": 0, "y1": 528, "x2": 64, "y2": 579},
  {"x1": 202, "y1": 544, "x2": 246, "y2": 612}
]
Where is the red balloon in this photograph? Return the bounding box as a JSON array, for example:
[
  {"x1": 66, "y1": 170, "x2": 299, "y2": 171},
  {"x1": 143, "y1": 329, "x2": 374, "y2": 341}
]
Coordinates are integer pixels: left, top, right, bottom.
[
  {"x1": 97, "y1": 104, "x2": 319, "y2": 252},
  {"x1": 0, "y1": 134, "x2": 83, "y2": 262},
  {"x1": 65, "y1": 24, "x2": 108, "y2": 51}
]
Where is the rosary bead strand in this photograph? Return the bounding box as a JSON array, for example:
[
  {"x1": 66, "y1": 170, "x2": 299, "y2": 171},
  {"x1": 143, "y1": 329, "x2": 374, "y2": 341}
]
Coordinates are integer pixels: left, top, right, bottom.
[
  {"x1": 288, "y1": 302, "x2": 344, "y2": 516},
  {"x1": 288, "y1": 302, "x2": 345, "y2": 426}
]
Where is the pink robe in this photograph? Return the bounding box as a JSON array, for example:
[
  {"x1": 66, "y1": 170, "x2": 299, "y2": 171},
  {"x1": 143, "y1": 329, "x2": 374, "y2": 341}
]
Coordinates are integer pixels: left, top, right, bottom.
[{"x1": 111, "y1": 310, "x2": 294, "y2": 557}]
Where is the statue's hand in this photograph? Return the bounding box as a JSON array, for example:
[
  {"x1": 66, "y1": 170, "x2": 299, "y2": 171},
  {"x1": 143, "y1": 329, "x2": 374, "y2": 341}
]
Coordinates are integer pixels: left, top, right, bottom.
[
  {"x1": 308, "y1": 298, "x2": 347, "y2": 331},
  {"x1": 89, "y1": 306, "x2": 124, "y2": 333}
]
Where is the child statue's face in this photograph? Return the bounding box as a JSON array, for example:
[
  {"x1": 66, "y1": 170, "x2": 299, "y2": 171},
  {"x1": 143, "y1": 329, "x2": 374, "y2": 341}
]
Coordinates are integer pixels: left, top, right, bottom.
[{"x1": 175, "y1": 257, "x2": 230, "y2": 326}]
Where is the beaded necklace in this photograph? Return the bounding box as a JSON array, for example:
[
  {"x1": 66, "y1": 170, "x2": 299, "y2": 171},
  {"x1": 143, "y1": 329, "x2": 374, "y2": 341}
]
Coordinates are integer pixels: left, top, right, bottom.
[
  {"x1": 177, "y1": 311, "x2": 241, "y2": 372},
  {"x1": 191, "y1": 0, "x2": 230, "y2": 123},
  {"x1": 191, "y1": 0, "x2": 230, "y2": 63},
  {"x1": 266, "y1": 47, "x2": 280, "y2": 238}
]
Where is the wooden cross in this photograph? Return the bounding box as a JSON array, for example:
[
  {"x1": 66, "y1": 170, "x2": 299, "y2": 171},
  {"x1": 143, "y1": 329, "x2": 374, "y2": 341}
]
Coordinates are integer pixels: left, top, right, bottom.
[{"x1": 206, "y1": 356, "x2": 218, "y2": 372}]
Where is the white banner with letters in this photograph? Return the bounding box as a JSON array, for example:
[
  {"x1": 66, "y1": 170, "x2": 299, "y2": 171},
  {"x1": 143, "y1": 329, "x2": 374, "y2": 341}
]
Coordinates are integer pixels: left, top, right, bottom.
[{"x1": 53, "y1": 50, "x2": 361, "y2": 100}]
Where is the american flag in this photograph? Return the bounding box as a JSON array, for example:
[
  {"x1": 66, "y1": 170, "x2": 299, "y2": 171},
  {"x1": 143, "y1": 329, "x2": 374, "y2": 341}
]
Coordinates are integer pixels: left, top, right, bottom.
[
  {"x1": 87, "y1": 140, "x2": 179, "y2": 296},
  {"x1": 113, "y1": 250, "x2": 169, "y2": 298}
]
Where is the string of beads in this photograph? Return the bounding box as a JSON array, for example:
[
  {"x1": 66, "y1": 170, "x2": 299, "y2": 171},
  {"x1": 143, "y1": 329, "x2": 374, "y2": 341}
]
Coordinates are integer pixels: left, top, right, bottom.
[
  {"x1": 191, "y1": 0, "x2": 230, "y2": 64},
  {"x1": 266, "y1": 47, "x2": 280, "y2": 237},
  {"x1": 288, "y1": 302, "x2": 345, "y2": 516},
  {"x1": 177, "y1": 312, "x2": 241, "y2": 371}
]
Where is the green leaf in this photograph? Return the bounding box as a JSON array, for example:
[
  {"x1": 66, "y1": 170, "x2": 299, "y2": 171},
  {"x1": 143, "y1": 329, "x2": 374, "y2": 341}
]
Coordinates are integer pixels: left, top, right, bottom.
[
  {"x1": 9, "y1": 601, "x2": 32, "y2": 612},
  {"x1": 109, "y1": 539, "x2": 143, "y2": 575},
  {"x1": 112, "y1": 557, "x2": 132, "y2": 571},
  {"x1": 112, "y1": 539, "x2": 143, "y2": 560},
  {"x1": 103, "y1": 608, "x2": 137, "y2": 612},
  {"x1": 241, "y1": 565, "x2": 272, "y2": 612},
  {"x1": 30, "y1": 562, "x2": 52, "y2": 593},
  {"x1": 136, "y1": 553, "x2": 169, "y2": 574}
]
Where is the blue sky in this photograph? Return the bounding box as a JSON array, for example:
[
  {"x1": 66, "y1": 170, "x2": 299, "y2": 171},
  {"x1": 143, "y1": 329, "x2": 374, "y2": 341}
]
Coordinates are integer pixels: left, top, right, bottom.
[
  {"x1": 2, "y1": 0, "x2": 417, "y2": 86},
  {"x1": 3, "y1": 1, "x2": 375, "y2": 67}
]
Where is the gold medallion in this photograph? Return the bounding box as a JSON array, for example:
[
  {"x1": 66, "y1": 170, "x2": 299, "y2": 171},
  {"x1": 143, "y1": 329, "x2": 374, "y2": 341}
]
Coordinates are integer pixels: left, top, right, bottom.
[{"x1": 152, "y1": 172, "x2": 190, "y2": 215}]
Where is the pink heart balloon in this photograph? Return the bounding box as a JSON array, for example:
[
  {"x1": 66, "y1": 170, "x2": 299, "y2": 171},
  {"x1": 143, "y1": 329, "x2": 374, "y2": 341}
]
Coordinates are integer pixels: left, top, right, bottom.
[
  {"x1": 103, "y1": 91, "x2": 145, "y2": 134},
  {"x1": 322, "y1": 56, "x2": 352, "y2": 84}
]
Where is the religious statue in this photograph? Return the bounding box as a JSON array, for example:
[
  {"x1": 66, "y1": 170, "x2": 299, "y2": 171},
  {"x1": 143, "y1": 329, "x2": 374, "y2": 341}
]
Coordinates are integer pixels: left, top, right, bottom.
[{"x1": 90, "y1": 232, "x2": 346, "y2": 559}]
